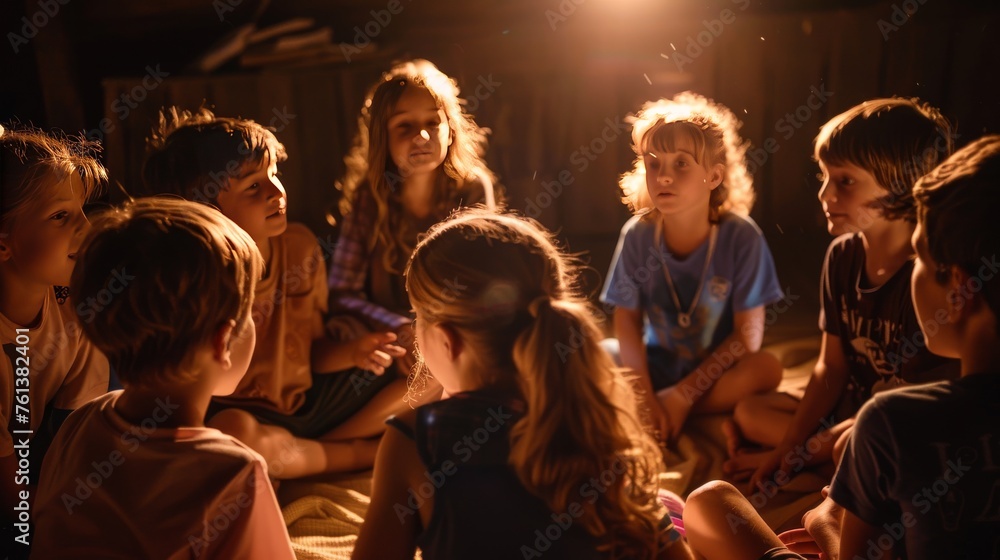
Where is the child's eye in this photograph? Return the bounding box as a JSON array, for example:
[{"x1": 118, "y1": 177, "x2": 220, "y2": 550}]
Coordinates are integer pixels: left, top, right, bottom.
[
  {"x1": 248, "y1": 183, "x2": 259, "y2": 191},
  {"x1": 676, "y1": 159, "x2": 689, "y2": 168},
  {"x1": 49, "y1": 211, "x2": 68, "y2": 222}
]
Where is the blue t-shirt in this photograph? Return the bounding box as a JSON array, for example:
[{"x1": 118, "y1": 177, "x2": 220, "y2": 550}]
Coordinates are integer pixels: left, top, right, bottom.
[{"x1": 601, "y1": 211, "x2": 783, "y2": 380}]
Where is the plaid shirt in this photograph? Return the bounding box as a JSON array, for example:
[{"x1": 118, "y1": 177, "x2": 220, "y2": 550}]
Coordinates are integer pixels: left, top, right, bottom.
[
  {"x1": 328, "y1": 175, "x2": 496, "y2": 332},
  {"x1": 328, "y1": 187, "x2": 411, "y2": 331}
]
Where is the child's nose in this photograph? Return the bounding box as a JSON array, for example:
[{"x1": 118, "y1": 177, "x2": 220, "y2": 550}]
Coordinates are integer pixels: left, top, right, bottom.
[
  {"x1": 265, "y1": 176, "x2": 285, "y2": 199},
  {"x1": 414, "y1": 129, "x2": 431, "y2": 144},
  {"x1": 818, "y1": 181, "x2": 835, "y2": 204},
  {"x1": 657, "y1": 165, "x2": 672, "y2": 184}
]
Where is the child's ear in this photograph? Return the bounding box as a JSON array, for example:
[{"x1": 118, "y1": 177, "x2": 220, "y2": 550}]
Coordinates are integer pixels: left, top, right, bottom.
[
  {"x1": 709, "y1": 163, "x2": 725, "y2": 189},
  {"x1": 435, "y1": 322, "x2": 463, "y2": 361},
  {"x1": 212, "y1": 319, "x2": 237, "y2": 369},
  {"x1": 0, "y1": 235, "x2": 11, "y2": 262},
  {"x1": 946, "y1": 266, "x2": 979, "y2": 321}
]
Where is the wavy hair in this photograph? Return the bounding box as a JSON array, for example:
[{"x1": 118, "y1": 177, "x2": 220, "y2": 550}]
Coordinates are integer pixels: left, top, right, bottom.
[
  {"x1": 619, "y1": 92, "x2": 753, "y2": 219},
  {"x1": 338, "y1": 59, "x2": 496, "y2": 273},
  {"x1": 405, "y1": 208, "x2": 671, "y2": 559}
]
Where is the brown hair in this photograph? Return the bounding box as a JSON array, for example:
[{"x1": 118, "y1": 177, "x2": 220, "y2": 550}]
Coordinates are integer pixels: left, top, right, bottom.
[
  {"x1": 72, "y1": 198, "x2": 263, "y2": 386},
  {"x1": 338, "y1": 59, "x2": 496, "y2": 273},
  {"x1": 814, "y1": 97, "x2": 953, "y2": 222},
  {"x1": 913, "y1": 134, "x2": 1000, "y2": 320},
  {"x1": 142, "y1": 107, "x2": 287, "y2": 206},
  {"x1": 405, "y1": 208, "x2": 671, "y2": 559},
  {"x1": 0, "y1": 124, "x2": 105, "y2": 234}
]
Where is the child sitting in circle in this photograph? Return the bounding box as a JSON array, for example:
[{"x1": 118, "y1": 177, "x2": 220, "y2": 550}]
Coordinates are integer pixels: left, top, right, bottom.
[{"x1": 601, "y1": 92, "x2": 785, "y2": 444}]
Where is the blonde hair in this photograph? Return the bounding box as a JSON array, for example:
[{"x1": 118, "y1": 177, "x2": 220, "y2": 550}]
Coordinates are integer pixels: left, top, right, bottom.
[
  {"x1": 619, "y1": 92, "x2": 753, "y2": 218},
  {"x1": 338, "y1": 59, "x2": 496, "y2": 273},
  {"x1": 0, "y1": 124, "x2": 105, "y2": 234},
  {"x1": 72, "y1": 198, "x2": 263, "y2": 387},
  {"x1": 815, "y1": 97, "x2": 953, "y2": 222},
  {"x1": 405, "y1": 208, "x2": 669, "y2": 559},
  {"x1": 142, "y1": 106, "x2": 287, "y2": 205}
]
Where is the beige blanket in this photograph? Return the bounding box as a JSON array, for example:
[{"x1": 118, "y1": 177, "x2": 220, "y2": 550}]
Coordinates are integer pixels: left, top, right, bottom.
[{"x1": 279, "y1": 335, "x2": 828, "y2": 558}]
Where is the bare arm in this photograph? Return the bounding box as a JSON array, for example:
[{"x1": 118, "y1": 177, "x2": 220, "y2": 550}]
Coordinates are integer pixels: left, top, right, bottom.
[
  {"x1": 352, "y1": 427, "x2": 423, "y2": 560},
  {"x1": 750, "y1": 332, "x2": 850, "y2": 489},
  {"x1": 311, "y1": 332, "x2": 405, "y2": 375},
  {"x1": 614, "y1": 306, "x2": 671, "y2": 440},
  {"x1": 669, "y1": 306, "x2": 766, "y2": 407},
  {"x1": 840, "y1": 509, "x2": 890, "y2": 560}
]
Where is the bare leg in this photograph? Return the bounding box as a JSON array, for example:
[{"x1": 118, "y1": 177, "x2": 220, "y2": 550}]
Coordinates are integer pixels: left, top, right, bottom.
[
  {"x1": 683, "y1": 351, "x2": 784, "y2": 414},
  {"x1": 732, "y1": 392, "x2": 800, "y2": 449},
  {"x1": 683, "y1": 480, "x2": 788, "y2": 560},
  {"x1": 209, "y1": 409, "x2": 379, "y2": 478}
]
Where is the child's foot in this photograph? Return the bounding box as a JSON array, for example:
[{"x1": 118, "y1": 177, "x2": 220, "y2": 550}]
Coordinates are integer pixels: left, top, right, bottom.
[{"x1": 721, "y1": 418, "x2": 744, "y2": 459}]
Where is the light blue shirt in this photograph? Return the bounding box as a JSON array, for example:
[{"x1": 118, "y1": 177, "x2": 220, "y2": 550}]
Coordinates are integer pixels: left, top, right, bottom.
[{"x1": 601, "y1": 211, "x2": 783, "y2": 379}]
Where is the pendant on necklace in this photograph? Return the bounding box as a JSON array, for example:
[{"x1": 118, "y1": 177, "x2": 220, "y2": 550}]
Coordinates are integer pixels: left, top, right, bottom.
[{"x1": 678, "y1": 313, "x2": 691, "y2": 328}]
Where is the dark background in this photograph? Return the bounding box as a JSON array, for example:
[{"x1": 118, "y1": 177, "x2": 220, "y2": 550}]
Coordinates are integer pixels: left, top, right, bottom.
[{"x1": 3, "y1": 0, "x2": 999, "y2": 337}]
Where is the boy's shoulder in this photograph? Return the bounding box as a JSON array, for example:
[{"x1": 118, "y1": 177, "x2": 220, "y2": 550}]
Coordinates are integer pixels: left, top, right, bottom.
[
  {"x1": 275, "y1": 222, "x2": 323, "y2": 265},
  {"x1": 862, "y1": 373, "x2": 999, "y2": 419},
  {"x1": 823, "y1": 232, "x2": 864, "y2": 263},
  {"x1": 280, "y1": 221, "x2": 320, "y2": 246}
]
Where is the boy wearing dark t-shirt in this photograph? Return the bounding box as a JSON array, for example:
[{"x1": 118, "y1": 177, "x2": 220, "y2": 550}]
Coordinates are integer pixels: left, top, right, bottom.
[
  {"x1": 830, "y1": 134, "x2": 1000, "y2": 559},
  {"x1": 724, "y1": 98, "x2": 960, "y2": 488}
]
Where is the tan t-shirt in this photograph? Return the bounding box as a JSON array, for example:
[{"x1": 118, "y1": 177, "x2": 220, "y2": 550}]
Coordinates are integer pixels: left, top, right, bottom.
[
  {"x1": 0, "y1": 287, "x2": 109, "y2": 457},
  {"x1": 214, "y1": 223, "x2": 327, "y2": 415},
  {"x1": 33, "y1": 391, "x2": 295, "y2": 559}
]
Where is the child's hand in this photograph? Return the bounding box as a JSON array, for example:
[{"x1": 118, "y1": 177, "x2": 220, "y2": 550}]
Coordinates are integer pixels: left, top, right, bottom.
[
  {"x1": 658, "y1": 386, "x2": 693, "y2": 443},
  {"x1": 645, "y1": 393, "x2": 672, "y2": 444},
  {"x1": 749, "y1": 446, "x2": 793, "y2": 494},
  {"x1": 778, "y1": 487, "x2": 842, "y2": 560},
  {"x1": 353, "y1": 332, "x2": 407, "y2": 375}
]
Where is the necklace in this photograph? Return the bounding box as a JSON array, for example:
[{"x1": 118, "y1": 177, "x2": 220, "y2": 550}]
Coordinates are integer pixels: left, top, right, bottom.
[{"x1": 655, "y1": 222, "x2": 718, "y2": 329}]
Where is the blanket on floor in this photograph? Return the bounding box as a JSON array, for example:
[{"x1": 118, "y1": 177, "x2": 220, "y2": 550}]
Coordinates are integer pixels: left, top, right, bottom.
[{"x1": 279, "y1": 335, "x2": 827, "y2": 559}]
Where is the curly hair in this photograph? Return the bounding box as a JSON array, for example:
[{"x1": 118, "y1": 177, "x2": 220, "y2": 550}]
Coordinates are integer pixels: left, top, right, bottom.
[
  {"x1": 0, "y1": 124, "x2": 106, "y2": 233},
  {"x1": 142, "y1": 106, "x2": 286, "y2": 205},
  {"x1": 405, "y1": 208, "x2": 674, "y2": 559},
  {"x1": 619, "y1": 92, "x2": 753, "y2": 219},
  {"x1": 338, "y1": 59, "x2": 496, "y2": 273}
]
